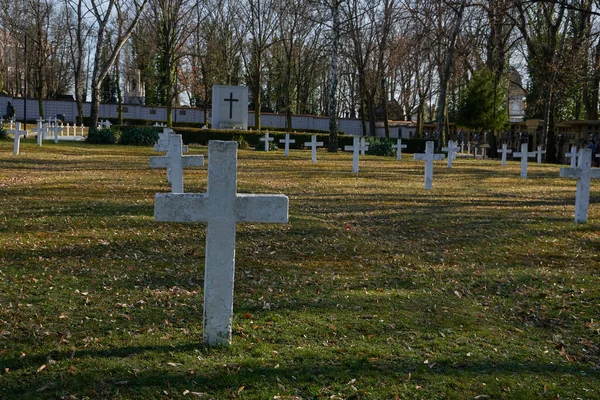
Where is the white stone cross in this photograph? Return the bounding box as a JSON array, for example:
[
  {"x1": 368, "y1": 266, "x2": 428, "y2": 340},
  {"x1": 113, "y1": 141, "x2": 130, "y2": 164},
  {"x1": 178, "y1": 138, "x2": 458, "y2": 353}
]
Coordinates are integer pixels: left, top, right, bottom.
[
  {"x1": 359, "y1": 137, "x2": 369, "y2": 155},
  {"x1": 565, "y1": 146, "x2": 578, "y2": 168},
  {"x1": 150, "y1": 133, "x2": 204, "y2": 193},
  {"x1": 498, "y1": 143, "x2": 512, "y2": 167},
  {"x1": 392, "y1": 138, "x2": 407, "y2": 161},
  {"x1": 8, "y1": 122, "x2": 27, "y2": 155},
  {"x1": 154, "y1": 141, "x2": 289, "y2": 346},
  {"x1": 49, "y1": 118, "x2": 63, "y2": 143},
  {"x1": 460, "y1": 141, "x2": 465, "y2": 153},
  {"x1": 413, "y1": 141, "x2": 445, "y2": 190},
  {"x1": 512, "y1": 143, "x2": 537, "y2": 178},
  {"x1": 279, "y1": 133, "x2": 296, "y2": 156},
  {"x1": 344, "y1": 136, "x2": 361, "y2": 173},
  {"x1": 467, "y1": 142, "x2": 472, "y2": 154},
  {"x1": 442, "y1": 140, "x2": 460, "y2": 168},
  {"x1": 260, "y1": 131, "x2": 274, "y2": 152},
  {"x1": 304, "y1": 134, "x2": 324, "y2": 164},
  {"x1": 154, "y1": 128, "x2": 188, "y2": 184},
  {"x1": 560, "y1": 149, "x2": 600, "y2": 223},
  {"x1": 32, "y1": 118, "x2": 46, "y2": 146},
  {"x1": 536, "y1": 145, "x2": 546, "y2": 164}
]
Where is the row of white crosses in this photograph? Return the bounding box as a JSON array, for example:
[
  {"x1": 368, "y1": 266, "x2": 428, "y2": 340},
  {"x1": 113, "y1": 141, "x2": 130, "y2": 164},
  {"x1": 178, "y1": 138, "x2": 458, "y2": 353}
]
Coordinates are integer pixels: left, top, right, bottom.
[
  {"x1": 154, "y1": 141, "x2": 289, "y2": 346},
  {"x1": 150, "y1": 129, "x2": 204, "y2": 193}
]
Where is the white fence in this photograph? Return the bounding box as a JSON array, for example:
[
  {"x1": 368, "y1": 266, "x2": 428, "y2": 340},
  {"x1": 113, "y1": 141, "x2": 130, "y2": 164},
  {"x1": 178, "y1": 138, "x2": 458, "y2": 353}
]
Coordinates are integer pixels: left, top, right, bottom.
[{"x1": 0, "y1": 96, "x2": 411, "y2": 137}]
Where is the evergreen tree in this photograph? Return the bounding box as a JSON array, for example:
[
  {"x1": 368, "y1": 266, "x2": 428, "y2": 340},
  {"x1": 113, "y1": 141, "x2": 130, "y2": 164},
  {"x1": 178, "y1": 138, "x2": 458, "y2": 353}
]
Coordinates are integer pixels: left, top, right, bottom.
[{"x1": 455, "y1": 67, "x2": 508, "y2": 135}]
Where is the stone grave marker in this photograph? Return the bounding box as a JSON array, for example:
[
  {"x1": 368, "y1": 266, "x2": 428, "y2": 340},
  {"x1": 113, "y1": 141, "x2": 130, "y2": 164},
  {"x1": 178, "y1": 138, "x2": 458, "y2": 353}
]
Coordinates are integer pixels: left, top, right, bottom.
[
  {"x1": 565, "y1": 146, "x2": 578, "y2": 168},
  {"x1": 560, "y1": 149, "x2": 600, "y2": 223},
  {"x1": 49, "y1": 118, "x2": 63, "y2": 143},
  {"x1": 154, "y1": 141, "x2": 289, "y2": 346},
  {"x1": 537, "y1": 145, "x2": 546, "y2": 164},
  {"x1": 211, "y1": 85, "x2": 248, "y2": 129},
  {"x1": 360, "y1": 137, "x2": 369, "y2": 155},
  {"x1": 392, "y1": 138, "x2": 407, "y2": 161},
  {"x1": 304, "y1": 134, "x2": 324, "y2": 164},
  {"x1": 442, "y1": 140, "x2": 460, "y2": 168},
  {"x1": 150, "y1": 133, "x2": 204, "y2": 193},
  {"x1": 344, "y1": 136, "x2": 361, "y2": 173},
  {"x1": 467, "y1": 142, "x2": 472, "y2": 154},
  {"x1": 279, "y1": 133, "x2": 295, "y2": 156},
  {"x1": 8, "y1": 122, "x2": 27, "y2": 155},
  {"x1": 32, "y1": 118, "x2": 46, "y2": 146},
  {"x1": 498, "y1": 143, "x2": 512, "y2": 167},
  {"x1": 414, "y1": 141, "x2": 445, "y2": 190},
  {"x1": 154, "y1": 128, "x2": 188, "y2": 184},
  {"x1": 460, "y1": 141, "x2": 465, "y2": 153},
  {"x1": 260, "y1": 131, "x2": 274, "y2": 152},
  {"x1": 512, "y1": 143, "x2": 537, "y2": 178}
]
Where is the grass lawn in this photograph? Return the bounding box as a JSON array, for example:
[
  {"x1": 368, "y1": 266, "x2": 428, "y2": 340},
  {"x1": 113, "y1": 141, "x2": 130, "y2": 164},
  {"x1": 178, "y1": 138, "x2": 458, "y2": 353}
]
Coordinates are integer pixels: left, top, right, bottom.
[{"x1": 0, "y1": 139, "x2": 599, "y2": 399}]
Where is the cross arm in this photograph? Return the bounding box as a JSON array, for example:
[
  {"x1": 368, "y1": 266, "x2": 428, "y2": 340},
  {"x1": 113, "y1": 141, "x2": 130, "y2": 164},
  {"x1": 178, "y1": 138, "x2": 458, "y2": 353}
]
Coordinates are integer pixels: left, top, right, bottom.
[
  {"x1": 149, "y1": 156, "x2": 169, "y2": 169},
  {"x1": 182, "y1": 155, "x2": 205, "y2": 167},
  {"x1": 433, "y1": 155, "x2": 445, "y2": 161},
  {"x1": 154, "y1": 193, "x2": 210, "y2": 223},
  {"x1": 235, "y1": 194, "x2": 289, "y2": 223},
  {"x1": 560, "y1": 168, "x2": 582, "y2": 179}
]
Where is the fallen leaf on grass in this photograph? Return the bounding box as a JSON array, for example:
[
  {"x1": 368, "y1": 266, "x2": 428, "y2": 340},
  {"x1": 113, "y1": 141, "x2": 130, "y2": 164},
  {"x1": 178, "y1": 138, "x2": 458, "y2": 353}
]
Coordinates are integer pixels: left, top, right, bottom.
[{"x1": 37, "y1": 364, "x2": 46, "y2": 373}]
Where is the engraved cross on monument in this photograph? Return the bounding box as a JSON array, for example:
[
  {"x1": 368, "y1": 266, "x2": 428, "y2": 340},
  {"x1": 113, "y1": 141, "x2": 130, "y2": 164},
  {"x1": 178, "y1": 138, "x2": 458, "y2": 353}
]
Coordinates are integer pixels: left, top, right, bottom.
[
  {"x1": 414, "y1": 141, "x2": 445, "y2": 190},
  {"x1": 154, "y1": 141, "x2": 289, "y2": 346},
  {"x1": 560, "y1": 149, "x2": 600, "y2": 223},
  {"x1": 212, "y1": 85, "x2": 248, "y2": 129}
]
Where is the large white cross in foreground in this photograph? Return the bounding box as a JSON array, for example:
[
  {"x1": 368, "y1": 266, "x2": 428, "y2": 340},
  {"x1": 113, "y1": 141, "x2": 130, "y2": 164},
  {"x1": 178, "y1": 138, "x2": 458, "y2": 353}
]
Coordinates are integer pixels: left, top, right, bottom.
[
  {"x1": 392, "y1": 138, "x2": 407, "y2": 161},
  {"x1": 154, "y1": 141, "x2": 289, "y2": 346},
  {"x1": 304, "y1": 134, "x2": 324, "y2": 163},
  {"x1": 8, "y1": 122, "x2": 27, "y2": 155},
  {"x1": 414, "y1": 141, "x2": 445, "y2": 190},
  {"x1": 442, "y1": 140, "x2": 460, "y2": 168},
  {"x1": 560, "y1": 149, "x2": 600, "y2": 223},
  {"x1": 150, "y1": 133, "x2": 204, "y2": 193},
  {"x1": 513, "y1": 143, "x2": 537, "y2": 178},
  {"x1": 279, "y1": 133, "x2": 295, "y2": 156},
  {"x1": 498, "y1": 143, "x2": 512, "y2": 167}
]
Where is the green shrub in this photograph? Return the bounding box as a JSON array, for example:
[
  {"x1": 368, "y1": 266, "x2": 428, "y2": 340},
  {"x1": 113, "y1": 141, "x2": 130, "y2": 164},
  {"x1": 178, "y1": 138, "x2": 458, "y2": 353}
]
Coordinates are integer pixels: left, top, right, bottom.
[
  {"x1": 366, "y1": 138, "x2": 395, "y2": 157},
  {"x1": 254, "y1": 140, "x2": 279, "y2": 151},
  {"x1": 119, "y1": 127, "x2": 159, "y2": 146},
  {"x1": 86, "y1": 128, "x2": 120, "y2": 144},
  {"x1": 232, "y1": 135, "x2": 249, "y2": 149},
  {"x1": 0, "y1": 126, "x2": 6, "y2": 140}
]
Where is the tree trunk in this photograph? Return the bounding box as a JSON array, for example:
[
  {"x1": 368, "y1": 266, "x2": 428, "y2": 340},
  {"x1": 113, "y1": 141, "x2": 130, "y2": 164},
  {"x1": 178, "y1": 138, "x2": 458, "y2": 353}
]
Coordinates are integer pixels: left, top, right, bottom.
[{"x1": 328, "y1": 0, "x2": 340, "y2": 152}]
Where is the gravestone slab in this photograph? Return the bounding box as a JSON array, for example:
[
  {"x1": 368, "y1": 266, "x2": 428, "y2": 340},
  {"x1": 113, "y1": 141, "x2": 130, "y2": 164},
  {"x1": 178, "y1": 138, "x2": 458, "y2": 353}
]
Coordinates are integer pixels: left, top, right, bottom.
[
  {"x1": 304, "y1": 135, "x2": 324, "y2": 164},
  {"x1": 212, "y1": 85, "x2": 248, "y2": 130},
  {"x1": 154, "y1": 141, "x2": 289, "y2": 346},
  {"x1": 392, "y1": 138, "x2": 407, "y2": 161},
  {"x1": 513, "y1": 143, "x2": 537, "y2": 178},
  {"x1": 279, "y1": 133, "x2": 295, "y2": 156},
  {"x1": 414, "y1": 141, "x2": 445, "y2": 190},
  {"x1": 560, "y1": 149, "x2": 600, "y2": 223},
  {"x1": 150, "y1": 133, "x2": 204, "y2": 193},
  {"x1": 498, "y1": 144, "x2": 512, "y2": 167}
]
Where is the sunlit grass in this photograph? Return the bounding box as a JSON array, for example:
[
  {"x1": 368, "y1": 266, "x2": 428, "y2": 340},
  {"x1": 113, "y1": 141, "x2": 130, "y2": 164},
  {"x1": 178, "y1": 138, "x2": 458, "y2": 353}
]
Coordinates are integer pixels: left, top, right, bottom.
[{"x1": 0, "y1": 138, "x2": 598, "y2": 399}]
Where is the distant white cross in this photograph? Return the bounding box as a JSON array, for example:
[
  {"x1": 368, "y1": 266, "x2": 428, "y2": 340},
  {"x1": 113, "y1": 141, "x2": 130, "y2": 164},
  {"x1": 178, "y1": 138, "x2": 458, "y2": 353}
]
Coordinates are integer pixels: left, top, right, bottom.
[
  {"x1": 442, "y1": 140, "x2": 460, "y2": 168},
  {"x1": 359, "y1": 137, "x2": 369, "y2": 155},
  {"x1": 344, "y1": 136, "x2": 361, "y2": 173},
  {"x1": 260, "y1": 131, "x2": 274, "y2": 152},
  {"x1": 467, "y1": 142, "x2": 472, "y2": 154},
  {"x1": 32, "y1": 118, "x2": 46, "y2": 146},
  {"x1": 537, "y1": 145, "x2": 546, "y2": 164},
  {"x1": 154, "y1": 141, "x2": 289, "y2": 346},
  {"x1": 8, "y1": 122, "x2": 27, "y2": 155},
  {"x1": 512, "y1": 143, "x2": 537, "y2": 178},
  {"x1": 498, "y1": 143, "x2": 512, "y2": 167},
  {"x1": 154, "y1": 128, "x2": 188, "y2": 184},
  {"x1": 49, "y1": 118, "x2": 63, "y2": 143},
  {"x1": 414, "y1": 141, "x2": 445, "y2": 190},
  {"x1": 460, "y1": 141, "x2": 465, "y2": 153},
  {"x1": 150, "y1": 133, "x2": 204, "y2": 193},
  {"x1": 560, "y1": 149, "x2": 600, "y2": 223},
  {"x1": 304, "y1": 134, "x2": 324, "y2": 164},
  {"x1": 392, "y1": 138, "x2": 407, "y2": 161},
  {"x1": 279, "y1": 133, "x2": 295, "y2": 156},
  {"x1": 565, "y1": 146, "x2": 578, "y2": 168}
]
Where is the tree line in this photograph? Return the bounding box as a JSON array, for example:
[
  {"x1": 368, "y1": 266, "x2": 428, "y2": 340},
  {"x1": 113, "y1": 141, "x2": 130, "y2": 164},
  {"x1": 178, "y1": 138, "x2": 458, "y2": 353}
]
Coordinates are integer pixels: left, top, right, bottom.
[{"x1": 1, "y1": 0, "x2": 599, "y2": 158}]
